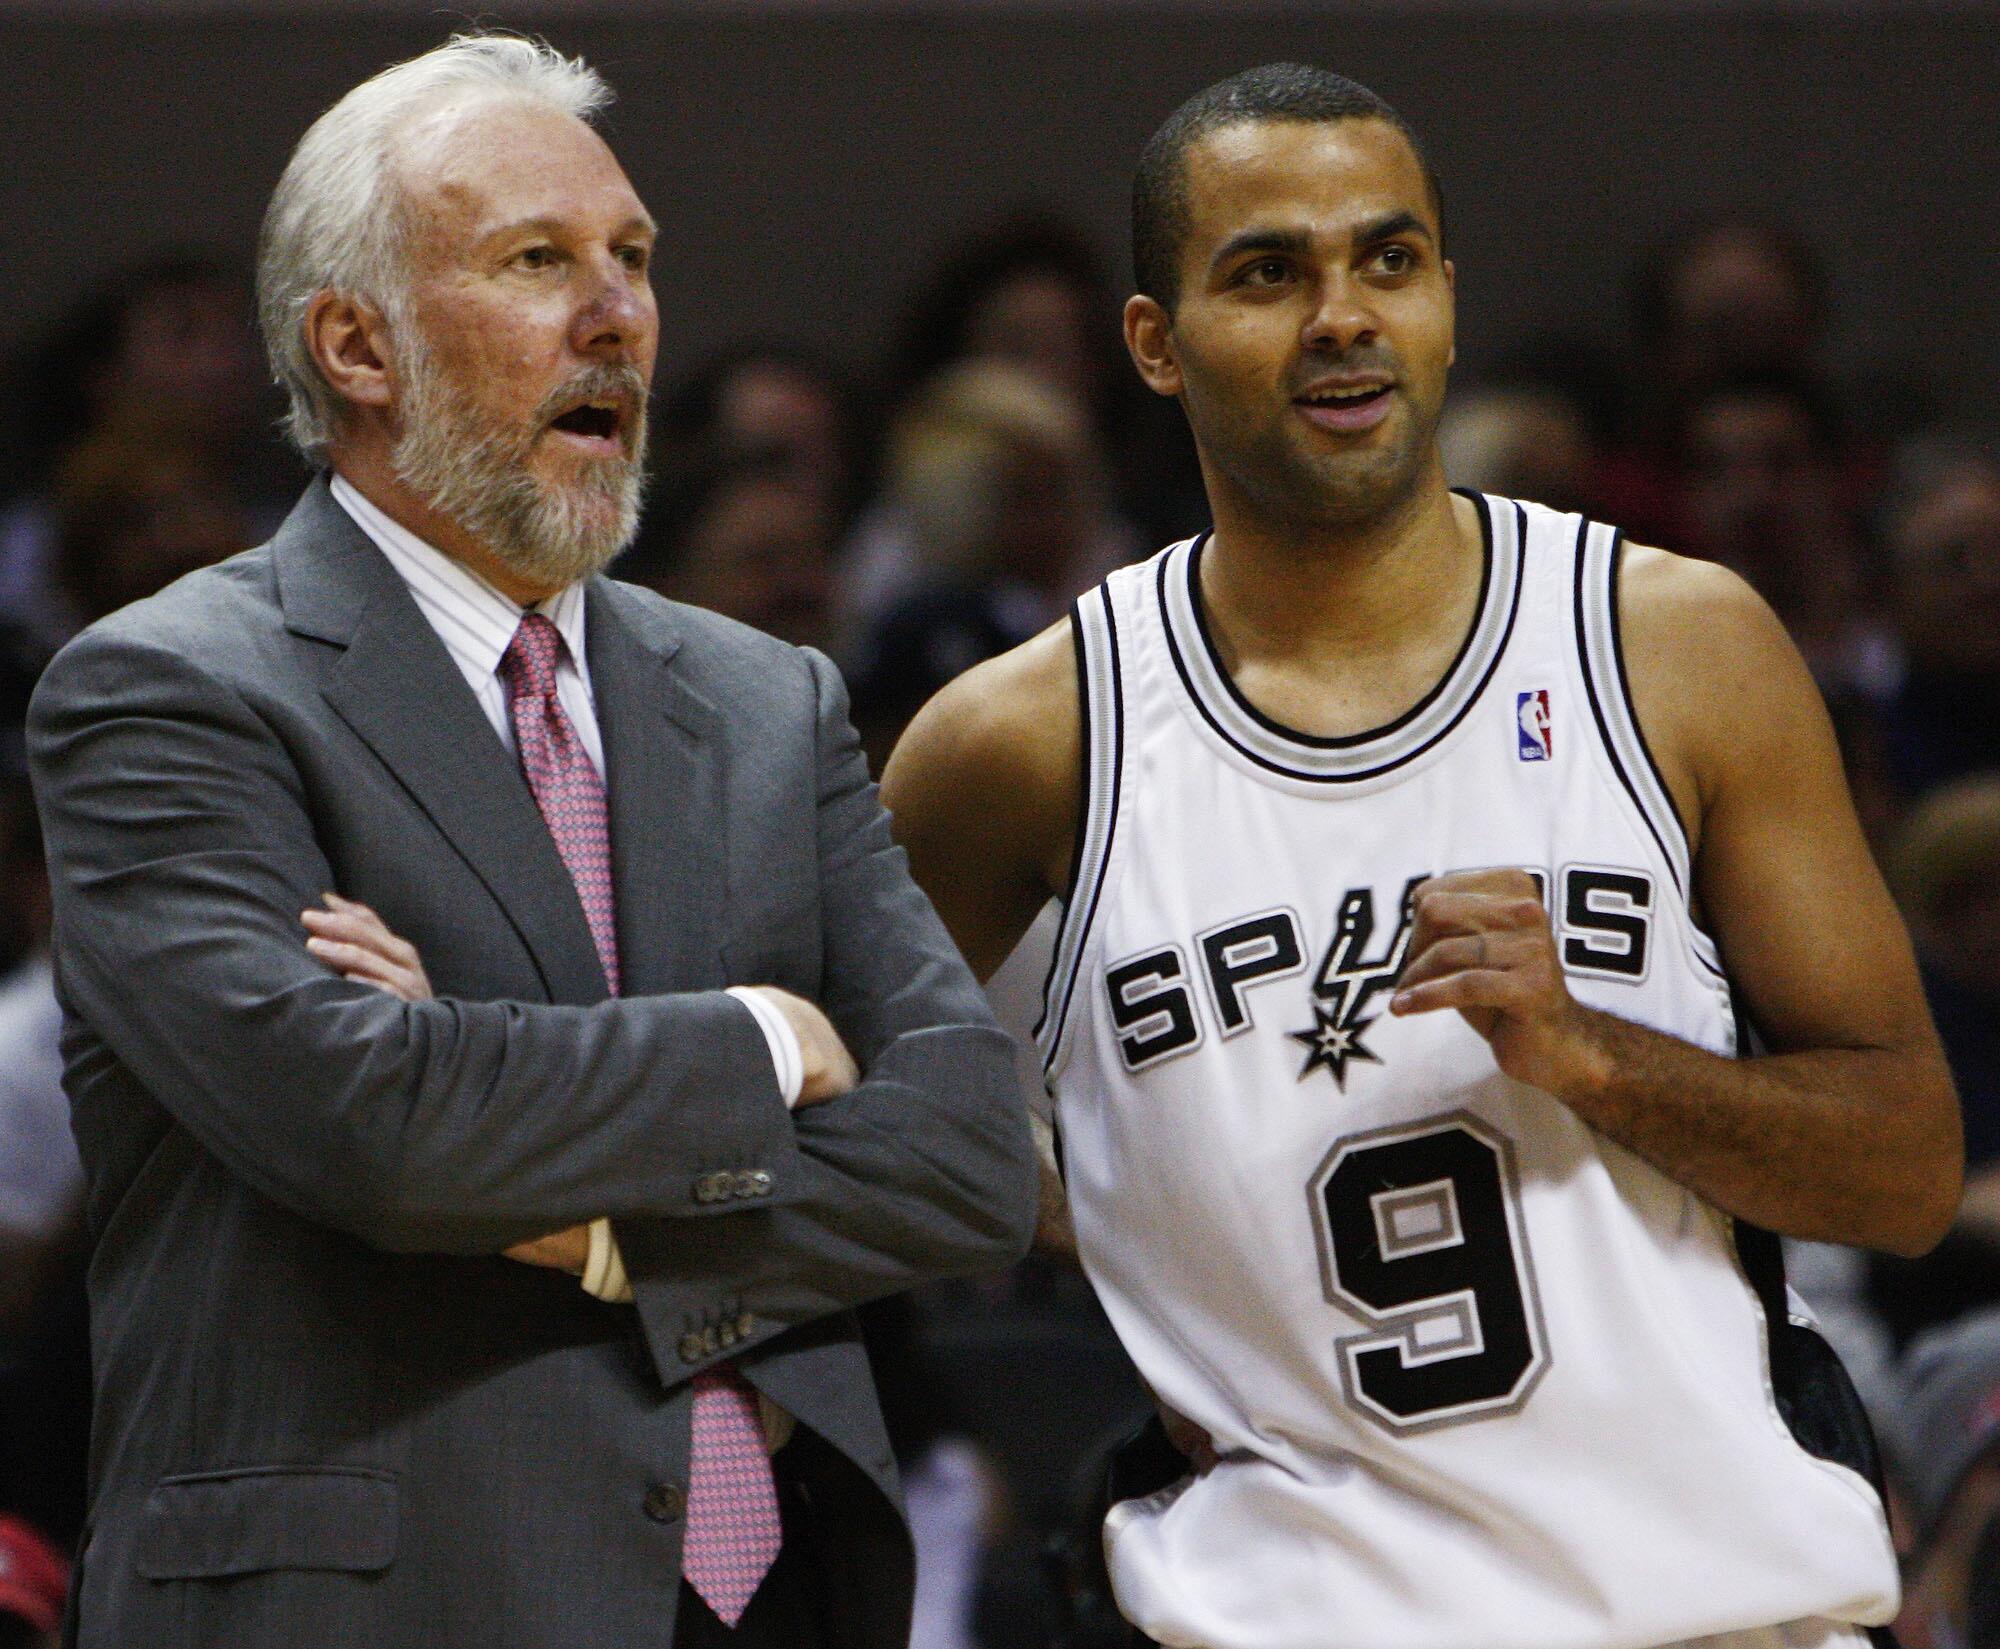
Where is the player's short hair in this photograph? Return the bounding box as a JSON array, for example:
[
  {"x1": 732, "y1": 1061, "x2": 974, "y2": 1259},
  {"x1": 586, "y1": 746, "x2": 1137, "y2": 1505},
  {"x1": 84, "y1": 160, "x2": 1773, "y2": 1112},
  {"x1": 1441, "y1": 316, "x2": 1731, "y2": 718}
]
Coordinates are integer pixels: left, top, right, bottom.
[
  {"x1": 256, "y1": 31, "x2": 612, "y2": 462},
  {"x1": 1131, "y1": 63, "x2": 1441, "y2": 313}
]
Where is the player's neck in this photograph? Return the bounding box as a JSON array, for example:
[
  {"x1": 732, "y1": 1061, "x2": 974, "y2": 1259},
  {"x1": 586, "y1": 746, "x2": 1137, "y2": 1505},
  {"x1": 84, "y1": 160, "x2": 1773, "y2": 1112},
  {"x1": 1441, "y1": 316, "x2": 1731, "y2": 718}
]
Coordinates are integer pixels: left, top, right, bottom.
[{"x1": 1201, "y1": 472, "x2": 1478, "y2": 664}]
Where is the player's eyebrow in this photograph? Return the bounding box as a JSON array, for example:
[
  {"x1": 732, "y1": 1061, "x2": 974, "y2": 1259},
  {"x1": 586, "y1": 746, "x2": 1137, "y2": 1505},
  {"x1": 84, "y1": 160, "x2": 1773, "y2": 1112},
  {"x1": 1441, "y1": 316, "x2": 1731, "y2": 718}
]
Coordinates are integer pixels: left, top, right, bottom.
[
  {"x1": 1211, "y1": 226, "x2": 1313, "y2": 270},
  {"x1": 1352, "y1": 210, "x2": 1432, "y2": 248}
]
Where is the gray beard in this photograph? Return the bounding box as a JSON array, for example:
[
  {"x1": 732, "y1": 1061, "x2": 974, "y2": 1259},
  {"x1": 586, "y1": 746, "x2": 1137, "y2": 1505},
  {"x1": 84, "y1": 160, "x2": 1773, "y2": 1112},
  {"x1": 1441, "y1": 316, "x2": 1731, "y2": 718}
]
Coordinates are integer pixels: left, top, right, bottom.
[{"x1": 391, "y1": 333, "x2": 647, "y2": 591}]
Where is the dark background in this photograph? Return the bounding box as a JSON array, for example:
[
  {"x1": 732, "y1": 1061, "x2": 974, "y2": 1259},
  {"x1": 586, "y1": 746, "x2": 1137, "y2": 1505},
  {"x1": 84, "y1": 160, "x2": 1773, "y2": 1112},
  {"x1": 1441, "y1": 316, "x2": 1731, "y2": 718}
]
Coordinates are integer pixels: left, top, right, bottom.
[{"x1": 5, "y1": 4, "x2": 1998, "y2": 425}]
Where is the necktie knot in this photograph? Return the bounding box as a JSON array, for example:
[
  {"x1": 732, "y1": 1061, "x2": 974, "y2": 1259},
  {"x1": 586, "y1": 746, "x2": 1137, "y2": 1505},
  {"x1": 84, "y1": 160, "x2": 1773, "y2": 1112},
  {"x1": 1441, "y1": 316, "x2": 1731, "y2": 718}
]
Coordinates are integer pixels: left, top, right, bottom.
[{"x1": 500, "y1": 612, "x2": 565, "y2": 703}]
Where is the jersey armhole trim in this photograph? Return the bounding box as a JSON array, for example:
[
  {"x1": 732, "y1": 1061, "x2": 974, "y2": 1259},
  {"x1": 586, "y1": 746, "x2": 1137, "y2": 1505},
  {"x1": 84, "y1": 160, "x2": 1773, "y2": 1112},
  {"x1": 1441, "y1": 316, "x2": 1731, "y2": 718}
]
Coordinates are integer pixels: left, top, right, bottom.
[
  {"x1": 1035, "y1": 584, "x2": 1124, "y2": 1078},
  {"x1": 1574, "y1": 520, "x2": 1727, "y2": 980}
]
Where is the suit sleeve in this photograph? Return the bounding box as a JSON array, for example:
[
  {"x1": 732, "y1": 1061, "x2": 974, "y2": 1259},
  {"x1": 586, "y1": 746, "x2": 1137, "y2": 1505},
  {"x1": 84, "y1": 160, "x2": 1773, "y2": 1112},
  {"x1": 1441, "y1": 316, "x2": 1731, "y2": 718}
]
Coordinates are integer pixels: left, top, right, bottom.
[
  {"x1": 29, "y1": 625, "x2": 805, "y2": 1255},
  {"x1": 615, "y1": 649, "x2": 1038, "y2": 1349}
]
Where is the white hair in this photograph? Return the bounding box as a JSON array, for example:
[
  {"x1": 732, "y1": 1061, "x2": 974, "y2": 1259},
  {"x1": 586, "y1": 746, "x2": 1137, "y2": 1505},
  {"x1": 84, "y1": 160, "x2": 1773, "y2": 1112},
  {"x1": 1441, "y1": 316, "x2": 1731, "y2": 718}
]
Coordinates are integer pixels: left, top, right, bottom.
[{"x1": 256, "y1": 32, "x2": 612, "y2": 462}]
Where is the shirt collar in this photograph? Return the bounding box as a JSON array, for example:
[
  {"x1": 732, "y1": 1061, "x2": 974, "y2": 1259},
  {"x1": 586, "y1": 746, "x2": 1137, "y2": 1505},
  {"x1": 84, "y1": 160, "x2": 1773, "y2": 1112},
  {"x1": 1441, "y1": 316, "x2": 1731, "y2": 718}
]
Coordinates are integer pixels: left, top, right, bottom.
[{"x1": 328, "y1": 473, "x2": 591, "y2": 693}]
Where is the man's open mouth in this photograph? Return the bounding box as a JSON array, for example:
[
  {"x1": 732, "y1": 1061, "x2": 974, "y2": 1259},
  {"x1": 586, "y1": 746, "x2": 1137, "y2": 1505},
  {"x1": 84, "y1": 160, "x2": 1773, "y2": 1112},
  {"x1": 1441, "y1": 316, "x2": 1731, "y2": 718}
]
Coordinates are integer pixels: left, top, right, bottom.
[
  {"x1": 1296, "y1": 385, "x2": 1392, "y2": 411},
  {"x1": 548, "y1": 403, "x2": 623, "y2": 441}
]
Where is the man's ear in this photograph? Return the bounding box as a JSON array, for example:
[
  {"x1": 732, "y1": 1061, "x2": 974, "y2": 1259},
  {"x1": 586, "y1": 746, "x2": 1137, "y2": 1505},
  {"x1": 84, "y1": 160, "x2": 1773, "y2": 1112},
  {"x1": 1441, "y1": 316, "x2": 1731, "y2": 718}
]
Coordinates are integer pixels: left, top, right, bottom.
[
  {"x1": 304, "y1": 290, "x2": 397, "y2": 416},
  {"x1": 1124, "y1": 293, "x2": 1183, "y2": 399}
]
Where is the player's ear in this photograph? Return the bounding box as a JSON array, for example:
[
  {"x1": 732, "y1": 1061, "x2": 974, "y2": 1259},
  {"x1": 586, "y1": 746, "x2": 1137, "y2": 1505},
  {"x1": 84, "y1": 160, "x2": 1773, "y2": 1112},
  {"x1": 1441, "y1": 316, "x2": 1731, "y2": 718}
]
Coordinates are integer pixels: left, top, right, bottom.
[{"x1": 1124, "y1": 293, "x2": 1183, "y2": 398}]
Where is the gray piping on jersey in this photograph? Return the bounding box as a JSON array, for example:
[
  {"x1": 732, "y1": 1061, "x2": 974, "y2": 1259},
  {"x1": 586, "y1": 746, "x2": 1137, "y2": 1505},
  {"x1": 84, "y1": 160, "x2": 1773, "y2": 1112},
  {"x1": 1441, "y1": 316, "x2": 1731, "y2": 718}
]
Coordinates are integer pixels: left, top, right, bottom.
[
  {"x1": 1037, "y1": 582, "x2": 1125, "y2": 1078},
  {"x1": 1573, "y1": 519, "x2": 1728, "y2": 981},
  {"x1": 1158, "y1": 492, "x2": 1524, "y2": 783}
]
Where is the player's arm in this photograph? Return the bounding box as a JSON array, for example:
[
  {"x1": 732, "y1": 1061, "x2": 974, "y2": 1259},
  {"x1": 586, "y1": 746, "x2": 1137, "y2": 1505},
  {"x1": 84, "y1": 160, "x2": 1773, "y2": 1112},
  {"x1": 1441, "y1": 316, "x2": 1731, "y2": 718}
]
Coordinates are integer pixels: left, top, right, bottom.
[
  {"x1": 879, "y1": 622, "x2": 1081, "y2": 1253},
  {"x1": 1391, "y1": 550, "x2": 1961, "y2": 1257}
]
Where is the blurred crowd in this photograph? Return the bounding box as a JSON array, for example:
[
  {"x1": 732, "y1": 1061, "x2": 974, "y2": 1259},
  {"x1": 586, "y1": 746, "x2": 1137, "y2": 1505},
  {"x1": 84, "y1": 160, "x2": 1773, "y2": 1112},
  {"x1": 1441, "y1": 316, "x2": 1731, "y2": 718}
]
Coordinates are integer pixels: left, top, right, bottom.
[{"x1": 0, "y1": 212, "x2": 1997, "y2": 1647}]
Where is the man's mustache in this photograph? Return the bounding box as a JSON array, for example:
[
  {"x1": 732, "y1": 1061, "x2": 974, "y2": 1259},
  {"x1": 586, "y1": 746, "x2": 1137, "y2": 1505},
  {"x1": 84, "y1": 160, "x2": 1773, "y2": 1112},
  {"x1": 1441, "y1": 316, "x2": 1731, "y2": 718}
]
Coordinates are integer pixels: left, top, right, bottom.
[{"x1": 531, "y1": 365, "x2": 650, "y2": 450}]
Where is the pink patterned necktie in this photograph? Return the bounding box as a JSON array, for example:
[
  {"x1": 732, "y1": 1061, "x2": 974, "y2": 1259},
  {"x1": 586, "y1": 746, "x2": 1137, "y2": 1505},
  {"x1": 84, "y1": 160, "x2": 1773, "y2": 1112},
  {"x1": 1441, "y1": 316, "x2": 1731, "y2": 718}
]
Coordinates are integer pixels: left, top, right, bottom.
[{"x1": 499, "y1": 614, "x2": 783, "y2": 1627}]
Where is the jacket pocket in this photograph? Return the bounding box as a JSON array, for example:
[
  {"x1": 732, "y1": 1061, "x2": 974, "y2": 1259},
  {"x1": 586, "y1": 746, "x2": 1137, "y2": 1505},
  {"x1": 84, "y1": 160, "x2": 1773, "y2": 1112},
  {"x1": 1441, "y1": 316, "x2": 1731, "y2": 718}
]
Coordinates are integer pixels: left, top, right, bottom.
[{"x1": 134, "y1": 1466, "x2": 398, "y2": 1580}]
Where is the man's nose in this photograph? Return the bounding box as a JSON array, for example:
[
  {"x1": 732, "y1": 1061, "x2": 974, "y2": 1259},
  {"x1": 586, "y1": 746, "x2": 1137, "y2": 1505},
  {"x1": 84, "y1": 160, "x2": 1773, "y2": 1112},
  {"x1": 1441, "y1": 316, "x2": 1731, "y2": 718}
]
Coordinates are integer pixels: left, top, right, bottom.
[
  {"x1": 572, "y1": 255, "x2": 653, "y2": 358},
  {"x1": 1302, "y1": 272, "x2": 1378, "y2": 355}
]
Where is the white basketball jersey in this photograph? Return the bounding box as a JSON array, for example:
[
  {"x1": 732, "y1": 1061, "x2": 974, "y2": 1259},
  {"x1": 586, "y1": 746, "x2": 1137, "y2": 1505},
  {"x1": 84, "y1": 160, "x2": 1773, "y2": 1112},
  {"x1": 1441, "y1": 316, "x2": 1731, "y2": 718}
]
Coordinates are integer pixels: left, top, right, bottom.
[{"x1": 1037, "y1": 497, "x2": 1897, "y2": 1649}]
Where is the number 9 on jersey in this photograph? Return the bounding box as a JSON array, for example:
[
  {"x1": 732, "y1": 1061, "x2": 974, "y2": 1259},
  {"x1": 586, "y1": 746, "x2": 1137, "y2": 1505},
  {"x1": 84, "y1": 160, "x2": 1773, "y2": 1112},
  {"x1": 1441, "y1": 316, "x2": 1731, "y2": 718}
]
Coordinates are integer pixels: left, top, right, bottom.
[{"x1": 1308, "y1": 1112, "x2": 1550, "y2": 1433}]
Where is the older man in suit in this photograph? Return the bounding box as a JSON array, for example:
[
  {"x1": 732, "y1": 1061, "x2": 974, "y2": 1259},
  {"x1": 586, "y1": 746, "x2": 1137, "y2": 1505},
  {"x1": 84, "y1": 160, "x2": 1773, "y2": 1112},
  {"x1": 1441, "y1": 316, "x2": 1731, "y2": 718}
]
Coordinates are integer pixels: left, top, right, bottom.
[{"x1": 28, "y1": 33, "x2": 1035, "y2": 1649}]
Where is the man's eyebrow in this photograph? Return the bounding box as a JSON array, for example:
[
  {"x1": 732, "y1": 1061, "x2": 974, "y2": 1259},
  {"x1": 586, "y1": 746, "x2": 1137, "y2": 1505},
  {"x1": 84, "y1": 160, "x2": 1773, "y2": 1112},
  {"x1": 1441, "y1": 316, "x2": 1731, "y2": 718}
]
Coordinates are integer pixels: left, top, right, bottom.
[
  {"x1": 480, "y1": 212, "x2": 658, "y2": 245},
  {"x1": 1211, "y1": 226, "x2": 1313, "y2": 268},
  {"x1": 1354, "y1": 210, "x2": 1433, "y2": 247}
]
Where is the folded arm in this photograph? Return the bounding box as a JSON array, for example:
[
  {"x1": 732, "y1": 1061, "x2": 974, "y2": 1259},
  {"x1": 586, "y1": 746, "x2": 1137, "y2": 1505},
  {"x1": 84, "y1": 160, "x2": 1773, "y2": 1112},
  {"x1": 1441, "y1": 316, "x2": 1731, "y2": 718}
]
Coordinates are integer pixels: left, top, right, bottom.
[
  {"x1": 293, "y1": 645, "x2": 1039, "y2": 1316},
  {"x1": 30, "y1": 627, "x2": 803, "y2": 1255}
]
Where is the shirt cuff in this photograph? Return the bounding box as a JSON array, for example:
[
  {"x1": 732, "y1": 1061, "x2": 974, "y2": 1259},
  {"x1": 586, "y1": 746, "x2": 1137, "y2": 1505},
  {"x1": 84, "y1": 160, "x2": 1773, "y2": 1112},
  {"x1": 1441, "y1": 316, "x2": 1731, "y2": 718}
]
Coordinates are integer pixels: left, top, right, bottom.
[
  {"x1": 726, "y1": 986, "x2": 804, "y2": 1109},
  {"x1": 582, "y1": 1217, "x2": 634, "y2": 1304}
]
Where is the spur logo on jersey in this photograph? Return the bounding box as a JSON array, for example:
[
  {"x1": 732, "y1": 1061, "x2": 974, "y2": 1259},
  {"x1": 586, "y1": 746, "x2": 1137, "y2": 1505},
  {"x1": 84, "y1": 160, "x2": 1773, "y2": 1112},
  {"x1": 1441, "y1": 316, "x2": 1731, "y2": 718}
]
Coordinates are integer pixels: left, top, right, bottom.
[
  {"x1": 1516, "y1": 689, "x2": 1553, "y2": 761},
  {"x1": 1289, "y1": 876, "x2": 1425, "y2": 1088},
  {"x1": 1101, "y1": 865, "x2": 1658, "y2": 1078}
]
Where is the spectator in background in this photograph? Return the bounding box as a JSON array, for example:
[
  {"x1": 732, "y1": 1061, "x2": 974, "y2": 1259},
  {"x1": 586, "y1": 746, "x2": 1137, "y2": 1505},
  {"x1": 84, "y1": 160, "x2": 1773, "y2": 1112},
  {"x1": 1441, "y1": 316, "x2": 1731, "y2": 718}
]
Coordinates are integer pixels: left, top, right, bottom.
[
  {"x1": 1436, "y1": 385, "x2": 1595, "y2": 515},
  {"x1": 1675, "y1": 373, "x2": 1893, "y2": 702},
  {"x1": 856, "y1": 1297, "x2": 1008, "y2": 1649},
  {"x1": 1871, "y1": 776, "x2": 2000, "y2": 1345},
  {"x1": 51, "y1": 440, "x2": 250, "y2": 632},
  {"x1": 654, "y1": 343, "x2": 863, "y2": 534},
  {"x1": 0, "y1": 778, "x2": 88, "y2": 1568},
  {"x1": 1895, "y1": 1310, "x2": 2000, "y2": 1649},
  {"x1": 888, "y1": 215, "x2": 1118, "y2": 442},
  {"x1": 0, "y1": 1516, "x2": 67, "y2": 1649},
  {"x1": 1598, "y1": 221, "x2": 1847, "y2": 548},
  {"x1": 1635, "y1": 222, "x2": 1828, "y2": 407},
  {"x1": 876, "y1": 213, "x2": 1200, "y2": 562},
  {"x1": 0, "y1": 258, "x2": 276, "y2": 654},
  {"x1": 845, "y1": 361, "x2": 1127, "y2": 763},
  {"x1": 0, "y1": 782, "x2": 68, "y2": 1329},
  {"x1": 1878, "y1": 431, "x2": 2000, "y2": 802},
  {"x1": 618, "y1": 450, "x2": 838, "y2": 654}
]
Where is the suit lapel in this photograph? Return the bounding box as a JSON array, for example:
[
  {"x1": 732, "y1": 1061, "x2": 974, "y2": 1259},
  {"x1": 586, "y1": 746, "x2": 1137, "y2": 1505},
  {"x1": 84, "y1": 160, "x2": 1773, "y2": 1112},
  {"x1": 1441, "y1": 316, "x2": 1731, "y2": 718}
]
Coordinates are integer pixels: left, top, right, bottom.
[
  {"x1": 276, "y1": 478, "x2": 610, "y2": 1005},
  {"x1": 587, "y1": 579, "x2": 726, "y2": 997}
]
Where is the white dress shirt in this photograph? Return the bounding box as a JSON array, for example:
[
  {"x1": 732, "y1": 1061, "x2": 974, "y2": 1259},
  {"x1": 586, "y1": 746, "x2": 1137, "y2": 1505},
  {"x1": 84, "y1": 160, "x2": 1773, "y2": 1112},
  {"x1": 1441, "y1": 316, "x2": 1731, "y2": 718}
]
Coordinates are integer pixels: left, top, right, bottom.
[{"x1": 328, "y1": 476, "x2": 803, "y2": 1306}]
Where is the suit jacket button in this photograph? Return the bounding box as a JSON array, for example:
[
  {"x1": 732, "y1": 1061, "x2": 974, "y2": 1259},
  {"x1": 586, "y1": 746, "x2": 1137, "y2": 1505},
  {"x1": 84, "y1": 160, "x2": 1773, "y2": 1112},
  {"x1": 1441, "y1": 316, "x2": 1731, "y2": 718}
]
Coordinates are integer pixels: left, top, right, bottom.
[
  {"x1": 678, "y1": 1332, "x2": 705, "y2": 1364},
  {"x1": 643, "y1": 1482, "x2": 685, "y2": 1523}
]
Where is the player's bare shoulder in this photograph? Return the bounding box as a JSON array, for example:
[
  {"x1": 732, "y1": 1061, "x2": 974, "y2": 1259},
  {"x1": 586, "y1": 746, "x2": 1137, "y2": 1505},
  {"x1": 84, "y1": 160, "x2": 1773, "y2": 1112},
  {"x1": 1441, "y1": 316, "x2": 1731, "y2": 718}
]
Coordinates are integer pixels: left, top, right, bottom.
[
  {"x1": 880, "y1": 619, "x2": 1081, "y2": 977},
  {"x1": 1616, "y1": 542, "x2": 1831, "y2": 852},
  {"x1": 886, "y1": 619, "x2": 1079, "y2": 810}
]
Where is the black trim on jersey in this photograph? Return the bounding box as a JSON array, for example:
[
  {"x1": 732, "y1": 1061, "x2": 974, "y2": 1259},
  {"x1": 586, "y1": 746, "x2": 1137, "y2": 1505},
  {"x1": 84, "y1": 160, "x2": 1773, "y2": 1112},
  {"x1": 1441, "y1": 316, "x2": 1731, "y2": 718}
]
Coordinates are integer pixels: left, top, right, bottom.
[
  {"x1": 1033, "y1": 599, "x2": 1097, "y2": 1043},
  {"x1": 1606, "y1": 530, "x2": 1697, "y2": 859},
  {"x1": 1572, "y1": 522, "x2": 1688, "y2": 904},
  {"x1": 1038, "y1": 585, "x2": 1126, "y2": 1066},
  {"x1": 1734, "y1": 1216, "x2": 1889, "y2": 1493},
  {"x1": 1726, "y1": 971, "x2": 1894, "y2": 1506},
  {"x1": 1605, "y1": 530, "x2": 1729, "y2": 968},
  {"x1": 1160, "y1": 492, "x2": 1523, "y2": 785},
  {"x1": 1189, "y1": 492, "x2": 1494, "y2": 750}
]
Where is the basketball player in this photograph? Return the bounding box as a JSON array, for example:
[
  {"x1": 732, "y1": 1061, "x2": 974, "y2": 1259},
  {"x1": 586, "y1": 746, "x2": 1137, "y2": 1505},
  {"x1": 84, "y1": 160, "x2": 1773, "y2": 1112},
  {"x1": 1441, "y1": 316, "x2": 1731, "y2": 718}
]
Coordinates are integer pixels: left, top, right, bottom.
[{"x1": 880, "y1": 65, "x2": 1962, "y2": 1649}]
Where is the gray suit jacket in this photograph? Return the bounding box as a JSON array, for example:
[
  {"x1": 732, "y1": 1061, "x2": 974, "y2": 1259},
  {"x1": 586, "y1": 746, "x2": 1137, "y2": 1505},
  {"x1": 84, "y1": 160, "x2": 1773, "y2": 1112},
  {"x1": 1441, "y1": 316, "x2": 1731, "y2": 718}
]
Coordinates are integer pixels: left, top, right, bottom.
[{"x1": 27, "y1": 477, "x2": 1037, "y2": 1649}]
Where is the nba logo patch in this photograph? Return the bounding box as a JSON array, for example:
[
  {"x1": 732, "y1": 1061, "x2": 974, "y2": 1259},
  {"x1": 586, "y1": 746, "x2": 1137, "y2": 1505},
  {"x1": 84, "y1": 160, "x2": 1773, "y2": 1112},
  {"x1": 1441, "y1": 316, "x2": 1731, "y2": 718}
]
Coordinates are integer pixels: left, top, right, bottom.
[{"x1": 1516, "y1": 690, "x2": 1553, "y2": 762}]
